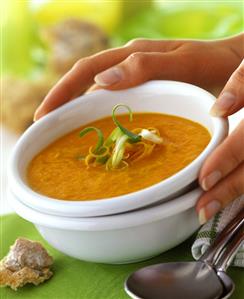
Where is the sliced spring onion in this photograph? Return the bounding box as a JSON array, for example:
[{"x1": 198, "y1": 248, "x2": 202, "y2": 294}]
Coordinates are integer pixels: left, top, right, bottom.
[
  {"x1": 112, "y1": 104, "x2": 141, "y2": 143},
  {"x1": 104, "y1": 127, "x2": 123, "y2": 147},
  {"x1": 94, "y1": 127, "x2": 124, "y2": 165},
  {"x1": 105, "y1": 157, "x2": 112, "y2": 171},
  {"x1": 78, "y1": 105, "x2": 163, "y2": 171},
  {"x1": 114, "y1": 160, "x2": 129, "y2": 171},
  {"x1": 147, "y1": 127, "x2": 160, "y2": 136},
  {"x1": 132, "y1": 127, "x2": 143, "y2": 134},
  {"x1": 96, "y1": 155, "x2": 109, "y2": 165},
  {"x1": 139, "y1": 129, "x2": 163, "y2": 144},
  {"x1": 93, "y1": 128, "x2": 121, "y2": 164},
  {"x1": 112, "y1": 134, "x2": 129, "y2": 168},
  {"x1": 79, "y1": 127, "x2": 104, "y2": 154},
  {"x1": 88, "y1": 145, "x2": 109, "y2": 158},
  {"x1": 84, "y1": 154, "x2": 95, "y2": 167}
]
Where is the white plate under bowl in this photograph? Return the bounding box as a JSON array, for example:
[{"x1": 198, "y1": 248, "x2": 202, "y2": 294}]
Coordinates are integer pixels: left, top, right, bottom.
[
  {"x1": 9, "y1": 188, "x2": 201, "y2": 264},
  {"x1": 8, "y1": 80, "x2": 228, "y2": 217}
]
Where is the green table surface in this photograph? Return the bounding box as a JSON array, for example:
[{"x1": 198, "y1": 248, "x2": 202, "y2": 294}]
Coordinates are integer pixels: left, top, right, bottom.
[{"x1": 0, "y1": 214, "x2": 243, "y2": 299}]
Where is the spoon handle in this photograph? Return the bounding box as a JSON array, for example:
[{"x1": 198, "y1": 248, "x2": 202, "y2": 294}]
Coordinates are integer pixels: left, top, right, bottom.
[
  {"x1": 215, "y1": 223, "x2": 243, "y2": 272},
  {"x1": 200, "y1": 207, "x2": 244, "y2": 265}
]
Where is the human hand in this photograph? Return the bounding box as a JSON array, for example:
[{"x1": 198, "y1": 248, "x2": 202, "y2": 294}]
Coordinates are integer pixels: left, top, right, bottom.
[
  {"x1": 197, "y1": 59, "x2": 244, "y2": 224},
  {"x1": 33, "y1": 34, "x2": 243, "y2": 226},
  {"x1": 34, "y1": 34, "x2": 243, "y2": 120}
]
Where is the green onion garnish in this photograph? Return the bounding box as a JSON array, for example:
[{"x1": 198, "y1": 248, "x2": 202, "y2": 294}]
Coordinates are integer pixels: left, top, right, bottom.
[
  {"x1": 104, "y1": 127, "x2": 123, "y2": 147},
  {"x1": 112, "y1": 104, "x2": 141, "y2": 143},
  {"x1": 112, "y1": 134, "x2": 129, "y2": 168},
  {"x1": 79, "y1": 127, "x2": 104, "y2": 154},
  {"x1": 78, "y1": 104, "x2": 163, "y2": 170}
]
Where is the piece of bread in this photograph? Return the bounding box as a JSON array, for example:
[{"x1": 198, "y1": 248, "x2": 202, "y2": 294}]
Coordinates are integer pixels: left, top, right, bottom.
[{"x1": 0, "y1": 238, "x2": 53, "y2": 290}]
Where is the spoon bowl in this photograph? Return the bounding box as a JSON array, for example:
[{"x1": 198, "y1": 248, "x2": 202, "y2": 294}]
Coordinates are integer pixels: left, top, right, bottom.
[
  {"x1": 217, "y1": 271, "x2": 234, "y2": 299},
  {"x1": 125, "y1": 209, "x2": 243, "y2": 299},
  {"x1": 125, "y1": 261, "x2": 223, "y2": 299}
]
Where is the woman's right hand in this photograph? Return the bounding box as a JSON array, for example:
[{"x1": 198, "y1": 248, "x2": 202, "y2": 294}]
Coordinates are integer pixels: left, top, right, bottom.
[
  {"x1": 34, "y1": 34, "x2": 243, "y2": 120},
  {"x1": 196, "y1": 59, "x2": 244, "y2": 224}
]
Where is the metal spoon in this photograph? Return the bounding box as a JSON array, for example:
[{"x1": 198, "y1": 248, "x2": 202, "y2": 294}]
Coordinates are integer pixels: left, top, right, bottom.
[
  {"x1": 125, "y1": 208, "x2": 244, "y2": 299},
  {"x1": 125, "y1": 226, "x2": 243, "y2": 299},
  {"x1": 215, "y1": 227, "x2": 243, "y2": 299}
]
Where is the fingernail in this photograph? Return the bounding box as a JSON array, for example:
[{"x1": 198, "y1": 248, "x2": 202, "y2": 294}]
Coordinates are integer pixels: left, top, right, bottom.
[
  {"x1": 94, "y1": 67, "x2": 123, "y2": 86},
  {"x1": 198, "y1": 200, "x2": 221, "y2": 225},
  {"x1": 201, "y1": 170, "x2": 222, "y2": 191},
  {"x1": 33, "y1": 106, "x2": 43, "y2": 121},
  {"x1": 198, "y1": 208, "x2": 207, "y2": 225},
  {"x1": 210, "y1": 92, "x2": 236, "y2": 117}
]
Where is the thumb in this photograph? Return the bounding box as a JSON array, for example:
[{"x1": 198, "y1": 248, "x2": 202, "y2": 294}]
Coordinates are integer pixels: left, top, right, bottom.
[{"x1": 210, "y1": 58, "x2": 244, "y2": 117}]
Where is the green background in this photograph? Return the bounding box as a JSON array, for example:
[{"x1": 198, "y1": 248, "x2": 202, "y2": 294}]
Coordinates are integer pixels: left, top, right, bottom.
[
  {"x1": 2, "y1": 1, "x2": 243, "y2": 77},
  {"x1": 0, "y1": 214, "x2": 243, "y2": 299}
]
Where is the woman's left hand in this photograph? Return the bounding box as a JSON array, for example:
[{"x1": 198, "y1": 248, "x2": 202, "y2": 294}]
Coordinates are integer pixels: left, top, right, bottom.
[{"x1": 197, "y1": 59, "x2": 244, "y2": 224}]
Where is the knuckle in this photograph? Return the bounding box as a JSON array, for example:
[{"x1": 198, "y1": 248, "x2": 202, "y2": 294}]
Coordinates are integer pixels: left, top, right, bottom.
[
  {"x1": 73, "y1": 57, "x2": 91, "y2": 69},
  {"x1": 231, "y1": 182, "x2": 243, "y2": 199},
  {"x1": 128, "y1": 52, "x2": 147, "y2": 69},
  {"x1": 234, "y1": 120, "x2": 244, "y2": 160},
  {"x1": 228, "y1": 145, "x2": 242, "y2": 167},
  {"x1": 232, "y1": 60, "x2": 244, "y2": 85},
  {"x1": 125, "y1": 38, "x2": 146, "y2": 48},
  {"x1": 226, "y1": 175, "x2": 244, "y2": 201},
  {"x1": 240, "y1": 120, "x2": 244, "y2": 149}
]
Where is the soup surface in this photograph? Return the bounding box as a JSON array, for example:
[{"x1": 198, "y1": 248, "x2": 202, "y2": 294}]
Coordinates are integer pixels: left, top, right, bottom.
[{"x1": 27, "y1": 113, "x2": 211, "y2": 200}]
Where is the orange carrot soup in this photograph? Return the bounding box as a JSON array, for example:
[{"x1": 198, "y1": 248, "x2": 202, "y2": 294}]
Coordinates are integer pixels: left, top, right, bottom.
[{"x1": 27, "y1": 111, "x2": 211, "y2": 201}]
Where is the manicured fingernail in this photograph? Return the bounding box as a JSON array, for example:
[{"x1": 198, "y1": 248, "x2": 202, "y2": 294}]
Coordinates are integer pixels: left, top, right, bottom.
[
  {"x1": 33, "y1": 106, "x2": 42, "y2": 121},
  {"x1": 198, "y1": 208, "x2": 207, "y2": 225},
  {"x1": 201, "y1": 170, "x2": 222, "y2": 191},
  {"x1": 210, "y1": 92, "x2": 236, "y2": 116},
  {"x1": 198, "y1": 200, "x2": 221, "y2": 225},
  {"x1": 94, "y1": 67, "x2": 123, "y2": 86},
  {"x1": 34, "y1": 104, "x2": 47, "y2": 121}
]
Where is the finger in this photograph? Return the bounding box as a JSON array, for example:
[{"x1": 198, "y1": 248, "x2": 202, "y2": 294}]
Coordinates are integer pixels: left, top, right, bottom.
[
  {"x1": 34, "y1": 47, "x2": 131, "y2": 120},
  {"x1": 34, "y1": 39, "x2": 182, "y2": 120},
  {"x1": 196, "y1": 163, "x2": 244, "y2": 224},
  {"x1": 210, "y1": 58, "x2": 244, "y2": 117},
  {"x1": 94, "y1": 51, "x2": 195, "y2": 90},
  {"x1": 199, "y1": 120, "x2": 244, "y2": 191}
]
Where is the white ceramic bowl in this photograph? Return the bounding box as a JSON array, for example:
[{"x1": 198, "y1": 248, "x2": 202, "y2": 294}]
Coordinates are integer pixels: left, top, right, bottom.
[
  {"x1": 9, "y1": 188, "x2": 202, "y2": 264},
  {"x1": 8, "y1": 81, "x2": 228, "y2": 217}
]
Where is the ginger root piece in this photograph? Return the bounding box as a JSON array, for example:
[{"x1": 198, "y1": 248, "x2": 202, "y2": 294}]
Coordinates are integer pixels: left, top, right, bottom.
[
  {"x1": 0, "y1": 238, "x2": 53, "y2": 290},
  {"x1": 42, "y1": 18, "x2": 109, "y2": 75}
]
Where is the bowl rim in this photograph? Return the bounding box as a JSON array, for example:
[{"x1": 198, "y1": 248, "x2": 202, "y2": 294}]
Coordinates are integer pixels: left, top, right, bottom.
[
  {"x1": 9, "y1": 188, "x2": 202, "y2": 231},
  {"x1": 8, "y1": 80, "x2": 228, "y2": 217}
]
